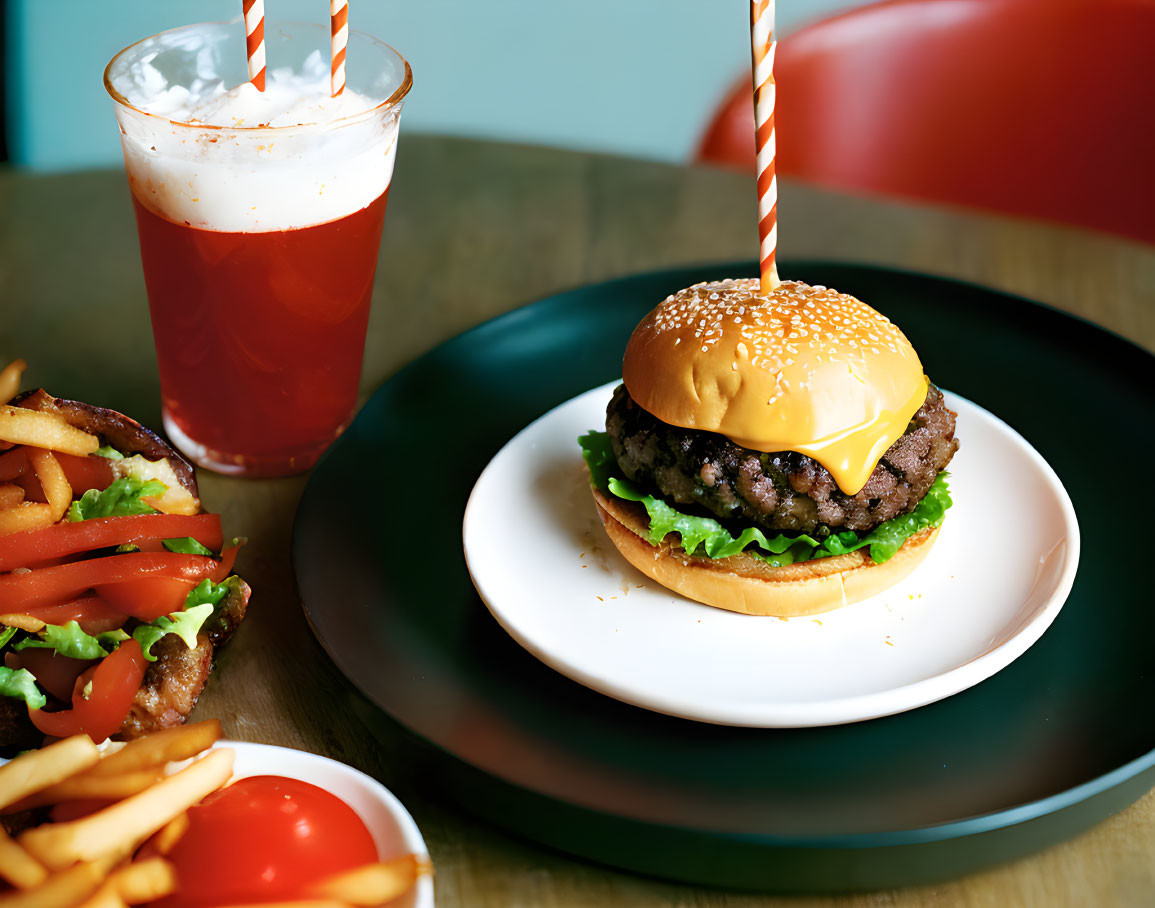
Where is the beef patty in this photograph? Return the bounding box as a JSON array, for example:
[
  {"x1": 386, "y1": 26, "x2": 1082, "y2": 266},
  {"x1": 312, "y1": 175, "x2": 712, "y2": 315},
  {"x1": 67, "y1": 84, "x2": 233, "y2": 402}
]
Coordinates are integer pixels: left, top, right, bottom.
[{"x1": 606, "y1": 382, "x2": 958, "y2": 536}]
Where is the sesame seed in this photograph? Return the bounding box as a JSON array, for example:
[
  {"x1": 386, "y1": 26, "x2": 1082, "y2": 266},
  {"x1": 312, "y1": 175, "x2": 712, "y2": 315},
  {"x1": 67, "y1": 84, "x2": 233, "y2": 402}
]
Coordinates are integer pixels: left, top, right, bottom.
[{"x1": 639, "y1": 277, "x2": 919, "y2": 389}]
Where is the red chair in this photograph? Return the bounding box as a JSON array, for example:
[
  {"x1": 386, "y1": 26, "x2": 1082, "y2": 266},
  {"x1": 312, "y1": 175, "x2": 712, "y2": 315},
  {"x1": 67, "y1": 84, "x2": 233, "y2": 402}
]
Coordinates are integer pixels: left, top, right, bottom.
[{"x1": 697, "y1": 0, "x2": 1155, "y2": 245}]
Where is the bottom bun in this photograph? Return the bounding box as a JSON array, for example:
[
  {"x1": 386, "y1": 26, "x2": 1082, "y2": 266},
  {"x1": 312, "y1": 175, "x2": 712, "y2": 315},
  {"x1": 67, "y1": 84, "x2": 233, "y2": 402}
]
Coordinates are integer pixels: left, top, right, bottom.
[{"x1": 592, "y1": 488, "x2": 941, "y2": 617}]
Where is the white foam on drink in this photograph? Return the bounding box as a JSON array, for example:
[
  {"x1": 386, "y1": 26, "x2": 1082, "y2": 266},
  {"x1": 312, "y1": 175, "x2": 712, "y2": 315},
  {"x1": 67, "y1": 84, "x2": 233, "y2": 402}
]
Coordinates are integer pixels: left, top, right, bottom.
[
  {"x1": 126, "y1": 49, "x2": 375, "y2": 128},
  {"x1": 112, "y1": 48, "x2": 402, "y2": 233}
]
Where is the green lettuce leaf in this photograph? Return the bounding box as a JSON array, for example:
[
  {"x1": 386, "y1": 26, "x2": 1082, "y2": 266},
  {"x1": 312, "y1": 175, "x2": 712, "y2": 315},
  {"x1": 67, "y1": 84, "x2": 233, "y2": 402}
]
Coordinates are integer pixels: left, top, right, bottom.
[
  {"x1": 0, "y1": 574, "x2": 240, "y2": 704},
  {"x1": 93, "y1": 446, "x2": 125, "y2": 460},
  {"x1": 578, "y1": 431, "x2": 951, "y2": 566},
  {"x1": 579, "y1": 429, "x2": 621, "y2": 490},
  {"x1": 67, "y1": 476, "x2": 167, "y2": 522},
  {"x1": 130, "y1": 576, "x2": 234, "y2": 662},
  {"x1": 13, "y1": 621, "x2": 130, "y2": 660},
  {"x1": 163, "y1": 537, "x2": 214, "y2": 556},
  {"x1": 184, "y1": 578, "x2": 233, "y2": 610},
  {"x1": 200, "y1": 576, "x2": 246, "y2": 639},
  {"x1": 133, "y1": 604, "x2": 214, "y2": 661},
  {"x1": 0, "y1": 666, "x2": 47, "y2": 710}
]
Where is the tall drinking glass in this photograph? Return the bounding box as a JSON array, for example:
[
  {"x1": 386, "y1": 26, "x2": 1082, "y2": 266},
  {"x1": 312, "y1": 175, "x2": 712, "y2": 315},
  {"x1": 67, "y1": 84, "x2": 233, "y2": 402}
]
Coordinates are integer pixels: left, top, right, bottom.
[{"x1": 105, "y1": 20, "x2": 411, "y2": 476}]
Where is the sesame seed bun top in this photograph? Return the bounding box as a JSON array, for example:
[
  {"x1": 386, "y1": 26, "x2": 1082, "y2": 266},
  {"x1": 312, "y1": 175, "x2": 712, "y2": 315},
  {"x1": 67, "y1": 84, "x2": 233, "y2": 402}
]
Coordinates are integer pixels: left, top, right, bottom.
[{"x1": 621, "y1": 278, "x2": 929, "y2": 495}]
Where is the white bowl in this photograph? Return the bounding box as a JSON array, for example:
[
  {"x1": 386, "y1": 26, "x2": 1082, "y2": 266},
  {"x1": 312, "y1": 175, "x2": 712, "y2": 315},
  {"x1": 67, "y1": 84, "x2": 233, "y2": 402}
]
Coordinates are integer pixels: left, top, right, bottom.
[
  {"x1": 0, "y1": 740, "x2": 434, "y2": 907},
  {"x1": 223, "y1": 740, "x2": 433, "y2": 908}
]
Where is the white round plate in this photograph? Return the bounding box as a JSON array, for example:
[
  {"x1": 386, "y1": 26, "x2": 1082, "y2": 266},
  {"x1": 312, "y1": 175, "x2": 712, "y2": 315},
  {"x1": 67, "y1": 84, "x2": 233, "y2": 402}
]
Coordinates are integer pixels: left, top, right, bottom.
[{"x1": 463, "y1": 382, "x2": 1079, "y2": 728}]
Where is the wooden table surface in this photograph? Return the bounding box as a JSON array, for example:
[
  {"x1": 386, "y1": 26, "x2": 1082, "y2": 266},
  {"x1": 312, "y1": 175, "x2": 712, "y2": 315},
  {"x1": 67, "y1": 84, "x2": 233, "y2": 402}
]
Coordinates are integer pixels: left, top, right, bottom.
[{"x1": 1, "y1": 136, "x2": 1152, "y2": 907}]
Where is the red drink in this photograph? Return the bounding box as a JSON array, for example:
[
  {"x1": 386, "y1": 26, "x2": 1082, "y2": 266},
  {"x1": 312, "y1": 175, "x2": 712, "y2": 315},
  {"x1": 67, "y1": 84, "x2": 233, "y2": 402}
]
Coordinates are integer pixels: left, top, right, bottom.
[
  {"x1": 105, "y1": 19, "x2": 412, "y2": 475},
  {"x1": 131, "y1": 190, "x2": 389, "y2": 476}
]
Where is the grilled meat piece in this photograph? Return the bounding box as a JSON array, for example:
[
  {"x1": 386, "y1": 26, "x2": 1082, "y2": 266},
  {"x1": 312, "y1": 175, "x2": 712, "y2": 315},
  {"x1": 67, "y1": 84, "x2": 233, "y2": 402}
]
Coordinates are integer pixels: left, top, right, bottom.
[
  {"x1": 121, "y1": 578, "x2": 250, "y2": 738},
  {"x1": 606, "y1": 382, "x2": 958, "y2": 536},
  {"x1": 122, "y1": 634, "x2": 213, "y2": 737}
]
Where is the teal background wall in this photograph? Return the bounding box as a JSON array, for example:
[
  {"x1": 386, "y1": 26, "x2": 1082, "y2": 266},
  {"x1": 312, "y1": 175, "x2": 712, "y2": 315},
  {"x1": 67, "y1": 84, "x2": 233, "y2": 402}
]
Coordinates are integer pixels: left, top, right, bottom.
[{"x1": 5, "y1": 0, "x2": 855, "y2": 171}]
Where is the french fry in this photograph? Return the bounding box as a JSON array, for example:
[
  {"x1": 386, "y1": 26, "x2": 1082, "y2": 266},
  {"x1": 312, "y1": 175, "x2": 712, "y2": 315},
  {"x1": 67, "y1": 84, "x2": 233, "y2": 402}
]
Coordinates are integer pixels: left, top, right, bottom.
[
  {"x1": 0, "y1": 615, "x2": 45, "y2": 632},
  {"x1": 86, "y1": 720, "x2": 222, "y2": 778},
  {"x1": 0, "y1": 484, "x2": 24, "y2": 508},
  {"x1": 0, "y1": 445, "x2": 72, "y2": 535},
  {"x1": 5, "y1": 769, "x2": 166, "y2": 814},
  {"x1": 142, "y1": 813, "x2": 189, "y2": 857},
  {"x1": 0, "y1": 861, "x2": 103, "y2": 908},
  {"x1": 0, "y1": 502, "x2": 55, "y2": 535},
  {"x1": 0, "y1": 360, "x2": 26, "y2": 405},
  {"x1": 307, "y1": 854, "x2": 422, "y2": 906},
  {"x1": 0, "y1": 735, "x2": 101, "y2": 812},
  {"x1": 0, "y1": 829, "x2": 48, "y2": 890},
  {"x1": 88, "y1": 844, "x2": 138, "y2": 882},
  {"x1": 20, "y1": 748, "x2": 235, "y2": 871},
  {"x1": 26, "y1": 448, "x2": 71, "y2": 523},
  {"x1": 0, "y1": 406, "x2": 98, "y2": 457},
  {"x1": 107, "y1": 857, "x2": 176, "y2": 904},
  {"x1": 76, "y1": 887, "x2": 129, "y2": 908}
]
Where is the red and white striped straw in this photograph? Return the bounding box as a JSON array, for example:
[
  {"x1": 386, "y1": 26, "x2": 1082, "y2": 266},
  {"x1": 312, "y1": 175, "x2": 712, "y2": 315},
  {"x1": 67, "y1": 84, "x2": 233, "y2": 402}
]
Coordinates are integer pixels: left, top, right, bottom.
[
  {"x1": 242, "y1": 0, "x2": 266, "y2": 91},
  {"x1": 750, "y1": 0, "x2": 780, "y2": 293},
  {"x1": 331, "y1": 0, "x2": 349, "y2": 97}
]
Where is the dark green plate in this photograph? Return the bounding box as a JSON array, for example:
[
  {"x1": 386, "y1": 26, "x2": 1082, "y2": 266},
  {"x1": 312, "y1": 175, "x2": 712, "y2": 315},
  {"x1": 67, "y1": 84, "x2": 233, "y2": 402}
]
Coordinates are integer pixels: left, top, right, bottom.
[{"x1": 292, "y1": 263, "x2": 1155, "y2": 892}]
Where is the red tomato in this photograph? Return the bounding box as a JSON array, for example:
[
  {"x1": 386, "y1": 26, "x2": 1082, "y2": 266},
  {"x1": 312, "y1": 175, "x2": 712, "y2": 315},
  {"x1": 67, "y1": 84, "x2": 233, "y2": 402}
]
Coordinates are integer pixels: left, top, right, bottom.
[
  {"x1": 156, "y1": 776, "x2": 379, "y2": 907},
  {"x1": 94, "y1": 543, "x2": 238, "y2": 621},
  {"x1": 0, "y1": 549, "x2": 228, "y2": 613},
  {"x1": 0, "y1": 448, "x2": 28, "y2": 482},
  {"x1": 210, "y1": 544, "x2": 239, "y2": 583},
  {"x1": 0, "y1": 513, "x2": 223, "y2": 572},
  {"x1": 53, "y1": 453, "x2": 115, "y2": 496},
  {"x1": 15, "y1": 470, "x2": 46, "y2": 504},
  {"x1": 28, "y1": 639, "x2": 147, "y2": 742},
  {"x1": 94, "y1": 576, "x2": 199, "y2": 622},
  {"x1": 0, "y1": 448, "x2": 46, "y2": 502},
  {"x1": 5, "y1": 648, "x2": 92, "y2": 702},
  {"x1": 19, "y1": 596, "x2": 129, "y2": 635}
]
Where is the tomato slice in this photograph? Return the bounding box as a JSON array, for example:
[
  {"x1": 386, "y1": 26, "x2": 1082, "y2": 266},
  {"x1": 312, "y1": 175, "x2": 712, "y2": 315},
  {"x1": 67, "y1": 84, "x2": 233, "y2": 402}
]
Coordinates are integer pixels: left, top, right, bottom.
[
  {"x1": 5, "y1": 648, "x2": 93, "y2": 702},
  {"x1": 210, "y1": 544, "x2": 240, "y2": 583},
  {"x1": 16, "y1": 596, "x2": 129, "y2": 635},
  {"x1": 95, "y1": 577, "x2": 199, "y2": 622},
  {"x1": 0, "y1": 514, "x2": 224, "y2": 572},
  {"x1": 96, "y1": 543, "x2": 240, "y2": 621},
  {"x1": 53, "y1": 453, "x2": 115, "y2": 496},
  {"x1": 0, "y1": 448, "x2": 28, "y2": 482},
  {"x1": 28, "y1": 639, "x2": 147, "y2": 742},
  {"x1": 1, "y1": 449, "x2": 47, "y2": 504},
  {"x1": 0, "y1": 551, "x2": 224, "y2": 614}
]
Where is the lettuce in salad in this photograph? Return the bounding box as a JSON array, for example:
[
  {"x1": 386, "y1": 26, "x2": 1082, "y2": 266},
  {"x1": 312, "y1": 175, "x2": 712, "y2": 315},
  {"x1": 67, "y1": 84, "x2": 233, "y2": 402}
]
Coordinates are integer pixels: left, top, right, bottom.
[
  {"x1": 0, "y1": 666, "x2": 47, "y2": 710},
  {"x1": 67, "y1": 475, "x2": 166, "y2": 521}
]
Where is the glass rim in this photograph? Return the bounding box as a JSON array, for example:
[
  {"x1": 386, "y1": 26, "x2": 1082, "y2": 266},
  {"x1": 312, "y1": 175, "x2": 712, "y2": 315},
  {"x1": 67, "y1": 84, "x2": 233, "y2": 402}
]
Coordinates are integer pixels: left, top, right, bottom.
[{"x1": 103, "y1": 17, "x2": 413, "y2": 134}]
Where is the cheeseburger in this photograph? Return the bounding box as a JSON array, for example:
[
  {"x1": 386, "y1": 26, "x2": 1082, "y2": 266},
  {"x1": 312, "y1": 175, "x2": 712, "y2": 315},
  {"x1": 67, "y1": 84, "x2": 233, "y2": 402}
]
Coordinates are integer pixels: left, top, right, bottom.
[{"x1": 579, "y1": 278, "x2": 958, "y2": 617}]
